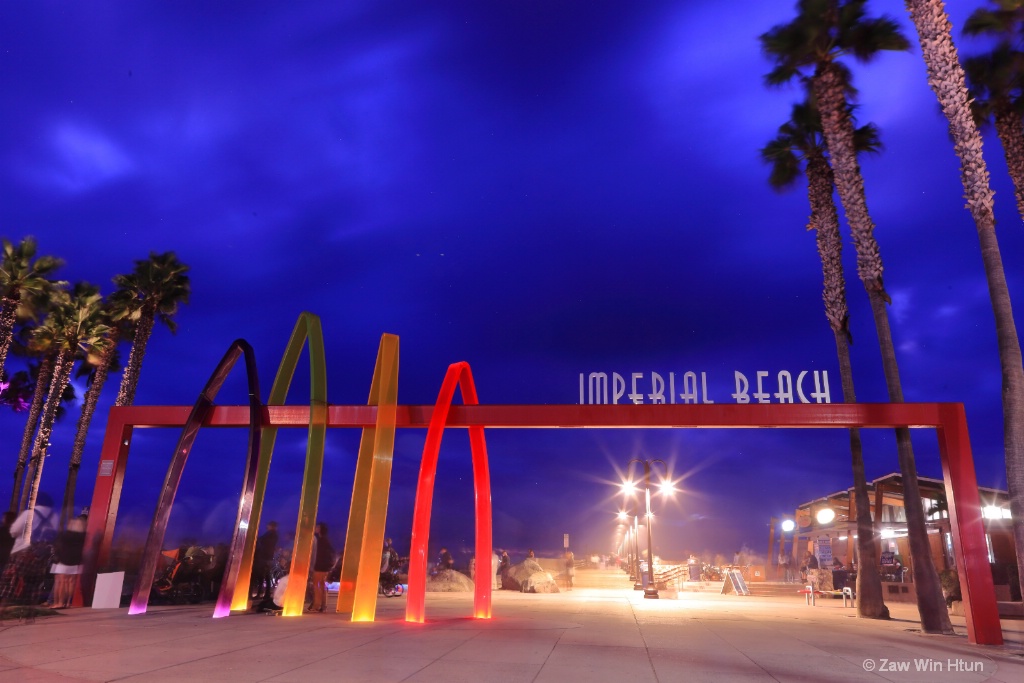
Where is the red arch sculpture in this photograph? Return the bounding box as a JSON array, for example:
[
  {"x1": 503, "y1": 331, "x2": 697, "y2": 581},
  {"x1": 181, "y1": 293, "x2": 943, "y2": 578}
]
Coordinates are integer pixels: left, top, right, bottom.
[
  {"x1": 405, "y1": 362, "x2": 493, "y2": 623},
  {"x1": 127, "y1": 339, "x2": 263, "y2": 616}
]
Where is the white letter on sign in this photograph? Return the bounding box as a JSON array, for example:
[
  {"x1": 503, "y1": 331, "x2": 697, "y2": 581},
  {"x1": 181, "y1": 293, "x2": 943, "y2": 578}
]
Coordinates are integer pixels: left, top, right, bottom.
[
  {"x1": 612, "y1": 373, "x2": 626, "y2": 404},
  {"x1": 774, "y1": 371, "x2": 794, "y2": 403},
  {"x1": 732, "y1": 371, "x2": 750, "y2": 403}
]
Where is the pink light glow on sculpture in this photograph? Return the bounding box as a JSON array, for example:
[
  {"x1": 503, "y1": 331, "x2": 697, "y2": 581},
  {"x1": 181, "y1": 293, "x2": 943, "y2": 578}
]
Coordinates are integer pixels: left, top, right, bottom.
[{"x1": 405, "y1": 362, "x2": 493, "y2": 623}]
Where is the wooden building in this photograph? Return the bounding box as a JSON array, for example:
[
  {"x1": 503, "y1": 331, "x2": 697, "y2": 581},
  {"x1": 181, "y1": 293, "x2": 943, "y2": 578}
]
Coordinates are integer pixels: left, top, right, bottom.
[{"x1": 768, "y1": 473, "x2": 1017, "y2": 601}]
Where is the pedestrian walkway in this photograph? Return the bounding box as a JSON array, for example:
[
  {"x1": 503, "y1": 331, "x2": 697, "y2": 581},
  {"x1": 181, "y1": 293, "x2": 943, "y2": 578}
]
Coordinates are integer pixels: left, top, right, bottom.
[{"x1": 1, "y1": 587, "x2": 1023, "y2": 682}]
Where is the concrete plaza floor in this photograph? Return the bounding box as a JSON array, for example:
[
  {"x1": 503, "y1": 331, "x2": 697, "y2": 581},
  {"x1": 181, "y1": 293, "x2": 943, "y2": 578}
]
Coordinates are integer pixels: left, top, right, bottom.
[{"x1": 1, "y1": 587, "x2": 1024, "y2": 682}]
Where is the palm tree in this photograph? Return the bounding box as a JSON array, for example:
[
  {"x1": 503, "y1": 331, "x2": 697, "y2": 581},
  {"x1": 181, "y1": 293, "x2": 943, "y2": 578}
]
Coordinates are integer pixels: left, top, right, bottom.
[
  {"x1": 10, "y1": 319, "x2": 75, "y2": 512},
  {"x1": 761, "y1": 0, "x2": 953, "y2": 634},
  {"x1": 59, "y1": 292, "x2": 128, "y2": 527},
  {"x1": 113, "y1": 252, "x2": 190, "y2": 407},
  {"x1": 0, "y1": 236, "x2": 64, "y2": 378},
  {"x1": 761, "y1": 98, "x2": 888, "y2": 619},
  {"x1": 21, "y1": 285, "x2": 110, "y2": 537},
  {"x1": 12, "y1": 356, "x2": 54, "y2": 512},
  {"x1": 961, "y1": 2, "x2": 1024, "y2": 221},
  {"x1": 903, "y1": 0, "x2": 1024, "y2": 611}
]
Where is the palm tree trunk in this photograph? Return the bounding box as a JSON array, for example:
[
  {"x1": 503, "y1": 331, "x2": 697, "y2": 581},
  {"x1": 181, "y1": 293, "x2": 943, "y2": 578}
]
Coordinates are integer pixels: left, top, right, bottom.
[
  {"x1": 867, "y1": 292, "x2": 951, "y2": 633},
  {"x1": 836, "y1": 333, "x2": 889, "y2": 620},
  {"x1": 813, "y1": 59, "x2": 952, "y2": 634},
  {"x1": 0, "y1": 297, "x2": 18, "y2": 376},
  {"x1": 22, "y1": 351, "x2": 74, "y2": 540},
  {"x1": 12, "y1": 356, "x2": 53, "y2": 512},
  {"x1": 61, "y1": 464, "x2": 80, "y2": 531},
  {"x1": 806, "y1": 151, "x2": 888, "y2": 619},
  {"x1": 992, "y1": 103, "x2": 1024, "y2": 222},
  {"x1": 62, "y1": 337, "x2": 117, "y2": 527},
  {"x1": 116, "y1": 312, "x2": 154, "y2": 406},
  {"x1": 905, "y1": 0, "x2": 1024, "y2": 610}
]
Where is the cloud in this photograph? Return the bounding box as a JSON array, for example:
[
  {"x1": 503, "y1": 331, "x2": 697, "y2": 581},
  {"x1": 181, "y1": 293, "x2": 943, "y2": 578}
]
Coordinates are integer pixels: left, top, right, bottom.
[{"x1": 29, "y1": 122, "x2": 134, "y2": 193}]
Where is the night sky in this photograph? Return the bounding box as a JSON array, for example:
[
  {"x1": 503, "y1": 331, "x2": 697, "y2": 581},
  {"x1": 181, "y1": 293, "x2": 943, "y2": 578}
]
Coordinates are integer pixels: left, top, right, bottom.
[{"x1": 2, "y1": 1, "x2": 1020, "y2": 566}]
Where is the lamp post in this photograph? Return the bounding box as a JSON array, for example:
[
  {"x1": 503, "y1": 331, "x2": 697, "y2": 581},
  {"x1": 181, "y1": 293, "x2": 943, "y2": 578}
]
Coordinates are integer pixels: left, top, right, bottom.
[
  {"x1": 618, "y1": 508, "x2": 643, "y2": 587},
  {"x1": 622, "y1": 458, "x2": 672, "y2": 599},
  {"x1": 779, "y1": 518, "x2": 795, "y2": 583}
]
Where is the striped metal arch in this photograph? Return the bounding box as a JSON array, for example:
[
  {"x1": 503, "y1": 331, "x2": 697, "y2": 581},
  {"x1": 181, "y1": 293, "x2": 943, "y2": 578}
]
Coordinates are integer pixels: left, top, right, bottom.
[
  {"x1": 405, "y1": 361, "x2": 494, "y2": 623},
  {"x1": 127, "y1": 339, "x2": 263, "y2": 616}
]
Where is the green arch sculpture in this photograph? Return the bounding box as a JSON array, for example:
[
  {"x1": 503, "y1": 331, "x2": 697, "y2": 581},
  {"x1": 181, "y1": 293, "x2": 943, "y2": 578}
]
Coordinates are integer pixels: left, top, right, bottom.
[{"x1": 229, "y1": 311, "x2": 327, "y2": 616}]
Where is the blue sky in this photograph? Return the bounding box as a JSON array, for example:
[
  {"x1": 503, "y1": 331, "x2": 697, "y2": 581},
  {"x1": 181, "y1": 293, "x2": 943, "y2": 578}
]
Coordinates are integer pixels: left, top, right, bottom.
[{"x1": 1, "y1": 0, "x2": 1020, "y2": 563}]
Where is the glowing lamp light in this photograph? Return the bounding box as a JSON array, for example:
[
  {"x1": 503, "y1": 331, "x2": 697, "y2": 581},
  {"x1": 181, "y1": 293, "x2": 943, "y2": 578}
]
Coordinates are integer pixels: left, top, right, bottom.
[
  {"x1": 621, "y1": 480, "x2": 638, "y2": 495},
  {"x1": 880, "y1": 528, "x2": 895, "y2": 539},
  {"x1": 816, "y1": 508, "x2": 836, "y2": 524},
  {"x1": 983, "y1": 505, "x2": 1004, "y2": 519},
  {"x1": 781, "y1": 519, "x2": 796, "y2": 532},
  {"x1": 617, "y1": 510, "x2": 629, "y2": 521},
  {"x1": 657, "y1": 480, "x2": 675, "y2": 496}
]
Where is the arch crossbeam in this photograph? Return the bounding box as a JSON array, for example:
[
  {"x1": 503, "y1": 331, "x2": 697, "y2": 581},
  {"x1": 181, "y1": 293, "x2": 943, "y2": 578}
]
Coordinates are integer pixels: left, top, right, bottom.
[{"x1": 82, "y1": 401, "x2": 1000, "y2": 645}]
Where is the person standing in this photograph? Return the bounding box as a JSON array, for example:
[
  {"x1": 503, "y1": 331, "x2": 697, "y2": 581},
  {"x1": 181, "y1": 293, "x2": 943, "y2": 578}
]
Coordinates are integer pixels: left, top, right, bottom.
[
  {"x1": 48, "y1": 515, "x2": 87, "y2": 608},
  {"x1": 253, "y1": 521, "x2": 279, "y2": 601},
  {"x1": 308, "y1": 522, "x2": 334, "y2": 613},
  {"x1": 491, "y1": 550, "x2": 501, "y2": 590},
  {"x1": 564, "y1": 549, "x2": 575, "y2": 591},
  {"x1": 438, "y1": 547, "x2": 454, "y2": 572},
  {"x1": 0, "y1": 511, "x2": 15, "y2": 572}
]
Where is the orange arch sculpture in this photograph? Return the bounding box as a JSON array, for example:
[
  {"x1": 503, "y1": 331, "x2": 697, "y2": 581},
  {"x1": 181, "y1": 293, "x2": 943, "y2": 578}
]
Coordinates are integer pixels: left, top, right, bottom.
[
  {"x1": 336, "y1": 333, "x2": 399, "y2": 620},
  {"x1": 406, "y1": 362, "x2": 493, "y2": 623},
  {"x1": 128, "y1": 339, "x2": 263, "y2": 616}
]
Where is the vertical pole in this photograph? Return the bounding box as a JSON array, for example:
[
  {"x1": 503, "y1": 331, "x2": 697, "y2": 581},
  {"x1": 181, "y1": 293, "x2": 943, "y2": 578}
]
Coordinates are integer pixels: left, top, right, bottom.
[
  {"x1": 633, "y1": 514, "x2": 642, "y2": 590},
  {"x1": 643, "y1": 462, "x2": 659, "y2": 599},
  {"x1": 937, "y1": 404, "x2": 1002, "y2": 645}
]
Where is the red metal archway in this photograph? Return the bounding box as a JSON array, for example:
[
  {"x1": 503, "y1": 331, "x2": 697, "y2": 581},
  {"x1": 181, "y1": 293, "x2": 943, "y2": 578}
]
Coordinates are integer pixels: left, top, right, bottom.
[{"x1": 81, "y1": 401, "x2": 1001, "y2": 645}]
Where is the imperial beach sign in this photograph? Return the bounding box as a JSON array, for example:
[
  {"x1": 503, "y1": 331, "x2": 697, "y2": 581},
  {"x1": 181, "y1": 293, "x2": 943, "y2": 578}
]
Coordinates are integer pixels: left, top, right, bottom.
[{"x1": 578, "y1": 370, "x2": 832, "y2": 405}]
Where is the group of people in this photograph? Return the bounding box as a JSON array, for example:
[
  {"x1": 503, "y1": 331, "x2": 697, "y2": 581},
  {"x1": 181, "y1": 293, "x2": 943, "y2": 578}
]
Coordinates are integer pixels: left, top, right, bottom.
[
  {"x1": 249, "y1": 520, "x2": 336, "y2": 613},
  {"x1": 0, "y1": 493, "x2": 88, "y2": 609}
]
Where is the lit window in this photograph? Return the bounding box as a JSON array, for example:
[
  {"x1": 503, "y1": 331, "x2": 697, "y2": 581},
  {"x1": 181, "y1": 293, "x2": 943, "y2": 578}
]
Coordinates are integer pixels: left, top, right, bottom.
[{"x1": 983, "y1": 505, "x2": 1004, "y2": 520}]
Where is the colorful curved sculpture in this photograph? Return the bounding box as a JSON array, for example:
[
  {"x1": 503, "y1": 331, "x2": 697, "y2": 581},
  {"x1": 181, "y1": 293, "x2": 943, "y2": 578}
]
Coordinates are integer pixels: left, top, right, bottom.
[
  {"x1": 226, "y1": 312, "x2": 328, "y2": 617},
  {"x1": 128, "y1": 339, "x2": 263, "y2": 616},
  {"x1": 336, "y1": 333, "x2": 399, "y2": 620},
  {"x1": 406, "y1": 362, "x2": 493, "y2": 623}
]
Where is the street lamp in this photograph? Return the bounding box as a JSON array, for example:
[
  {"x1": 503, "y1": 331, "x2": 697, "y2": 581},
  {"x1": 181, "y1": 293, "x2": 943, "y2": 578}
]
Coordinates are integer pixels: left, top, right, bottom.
[
  {"x1": 617, "y1": 510, "x2": 637, "y2": 582},
  {"x1": 622, "y1": 458, "x2": 672, "y2": 599}
]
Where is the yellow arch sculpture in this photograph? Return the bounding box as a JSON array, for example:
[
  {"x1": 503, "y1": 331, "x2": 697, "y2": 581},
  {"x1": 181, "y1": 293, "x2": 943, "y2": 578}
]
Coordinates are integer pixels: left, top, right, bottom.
[{"x1": 336, "y1": 333, "x2": 399, "y2": 620}]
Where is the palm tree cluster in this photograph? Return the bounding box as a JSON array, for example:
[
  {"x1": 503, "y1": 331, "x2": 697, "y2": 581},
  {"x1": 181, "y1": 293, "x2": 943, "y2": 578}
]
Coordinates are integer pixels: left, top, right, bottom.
[
  {"x1": 761, "y1": 0, "x2": 1024, "y2": 633},
  {"x1": 0, "y1": 238, "x2": 190, "y2": 530}
]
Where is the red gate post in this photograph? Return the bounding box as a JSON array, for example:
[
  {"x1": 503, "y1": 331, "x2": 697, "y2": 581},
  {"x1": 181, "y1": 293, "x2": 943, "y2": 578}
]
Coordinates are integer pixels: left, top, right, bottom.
[
  {"x1": 937, "y1": 403, "x2": 1002, "y2": 645},
  {"x1": 76, "y1": 409, "x2": 133, "y2": 607}
]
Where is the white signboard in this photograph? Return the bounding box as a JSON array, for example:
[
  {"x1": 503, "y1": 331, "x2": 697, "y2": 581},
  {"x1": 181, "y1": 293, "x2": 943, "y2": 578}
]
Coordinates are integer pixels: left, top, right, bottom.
[{"x1": 579, "y1": 370, "x2": 831, "y2": 405}]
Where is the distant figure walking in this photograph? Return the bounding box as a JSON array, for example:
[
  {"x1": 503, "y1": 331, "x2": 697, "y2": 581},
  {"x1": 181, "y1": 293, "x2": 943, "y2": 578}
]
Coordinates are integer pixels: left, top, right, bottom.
[
  {"x1": 48, "y1": 515, "x2": 87, "y2": 608},
  {"x1": 0, "y1": 492, "x2": 59, "y2": 605}
]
